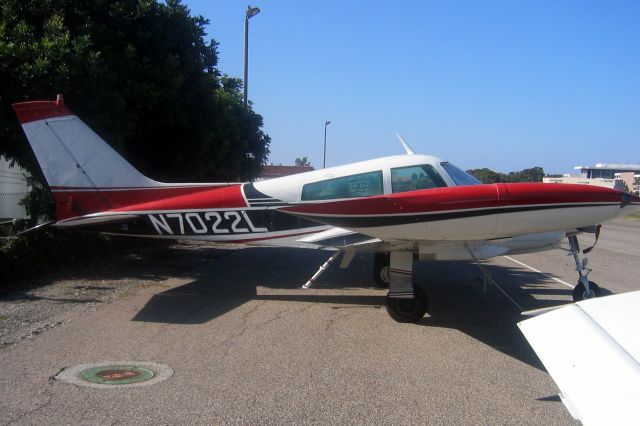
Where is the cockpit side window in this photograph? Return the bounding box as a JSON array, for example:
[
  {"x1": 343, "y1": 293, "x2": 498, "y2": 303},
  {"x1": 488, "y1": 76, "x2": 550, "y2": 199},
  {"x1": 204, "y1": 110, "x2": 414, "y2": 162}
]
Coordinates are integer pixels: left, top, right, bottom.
[
  {"x1": 390, "y1": 164, "x2": 447, "y2": 193},
  {"x1": 301, "y1": 171, "x2": 383, "y2": 201},
  {"x1": 440, "y1": 162, "x2": 481, "y2": 186}
]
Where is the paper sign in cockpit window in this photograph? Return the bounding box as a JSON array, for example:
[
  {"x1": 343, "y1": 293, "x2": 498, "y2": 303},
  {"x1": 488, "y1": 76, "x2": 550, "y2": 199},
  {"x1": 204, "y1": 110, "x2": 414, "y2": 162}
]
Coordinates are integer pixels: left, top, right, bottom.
[{"x1": 349, "y1": 181, "x2": 371, "y2": 194}]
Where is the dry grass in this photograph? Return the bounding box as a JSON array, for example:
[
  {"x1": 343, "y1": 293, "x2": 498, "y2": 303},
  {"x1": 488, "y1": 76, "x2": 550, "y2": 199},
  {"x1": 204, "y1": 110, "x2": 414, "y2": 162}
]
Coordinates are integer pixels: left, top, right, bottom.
[{"x1": 626, "y1": 212, "x2": 640, "y2": 221}]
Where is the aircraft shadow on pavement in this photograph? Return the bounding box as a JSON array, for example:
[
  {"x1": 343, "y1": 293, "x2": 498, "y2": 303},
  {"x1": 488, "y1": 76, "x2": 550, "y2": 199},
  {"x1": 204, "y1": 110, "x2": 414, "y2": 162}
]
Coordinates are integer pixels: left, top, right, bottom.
[
  {"x1": 132, "y1": 246, "x2": 586, "y2": 369},
  {"x1": 131, "y1": 247, "x2": 381, "y2": 324}
]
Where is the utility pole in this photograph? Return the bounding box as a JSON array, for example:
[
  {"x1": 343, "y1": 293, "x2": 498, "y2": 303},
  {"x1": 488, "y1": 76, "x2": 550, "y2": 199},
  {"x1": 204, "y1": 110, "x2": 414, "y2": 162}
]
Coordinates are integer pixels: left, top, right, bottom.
[
  {"x1": 323, "y1": 120, "x2": 331, "y2": 168},
  {"x1": 243, "y1": 5, "x2": 261, "y2": 108}
]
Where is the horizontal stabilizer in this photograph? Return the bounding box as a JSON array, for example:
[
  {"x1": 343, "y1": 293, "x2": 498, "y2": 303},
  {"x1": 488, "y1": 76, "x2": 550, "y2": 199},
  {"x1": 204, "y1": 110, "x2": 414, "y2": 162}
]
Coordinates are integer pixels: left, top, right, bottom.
[{"x1": 55, "y1": 212, "x2": 143, "y2": 228}]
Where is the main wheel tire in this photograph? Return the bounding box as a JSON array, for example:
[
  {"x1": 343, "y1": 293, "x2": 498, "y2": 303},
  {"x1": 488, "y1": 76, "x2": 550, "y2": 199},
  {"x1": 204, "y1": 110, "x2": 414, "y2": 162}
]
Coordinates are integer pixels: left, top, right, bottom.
[
  {"x1": 572, "y1": 281, "x2": 600, "y2": 302},
  {"x1": 373, "y1": 253, "x2": 391, "y2": 288},
  {"x1": 385, "y1": 287, "x2": 428, "y2": 323}
]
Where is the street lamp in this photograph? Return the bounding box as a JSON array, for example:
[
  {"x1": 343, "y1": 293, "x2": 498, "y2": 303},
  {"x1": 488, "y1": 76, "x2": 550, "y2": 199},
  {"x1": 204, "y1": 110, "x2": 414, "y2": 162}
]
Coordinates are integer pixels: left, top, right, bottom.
[
  {"x1": 323, "y1": 120, "x2": 331, "y2": 168},
  {"x1": 244, "y1": 5, "x2": 261, "y2": 108}
]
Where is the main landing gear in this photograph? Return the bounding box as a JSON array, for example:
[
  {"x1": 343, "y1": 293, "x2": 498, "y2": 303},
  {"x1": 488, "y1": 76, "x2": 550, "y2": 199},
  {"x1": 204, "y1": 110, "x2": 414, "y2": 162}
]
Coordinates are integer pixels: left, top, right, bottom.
[
  {"x1": 385, "y1": 251, "x2": 428, "y2": 323},
  {"x1": 386, "y1": 287, "x2": 428, "y2": 323},
  {"x1": 303, "y1": 250, "x2": 428, "y2": 323},
  {"x1": 373, "y1": 253, "x2": 391, "y2": 288},
  {"x1": 568, "y1": 234, "x2": 601, "y2": 302}
]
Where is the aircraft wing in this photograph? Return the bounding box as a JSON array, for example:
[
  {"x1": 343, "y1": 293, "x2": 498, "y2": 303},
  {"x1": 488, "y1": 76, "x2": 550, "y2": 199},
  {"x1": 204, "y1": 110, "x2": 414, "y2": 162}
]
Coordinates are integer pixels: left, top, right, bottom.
[
  {"x1": 296, "y1": 227, "x2": 382, "y2": 249},
  {"x1": 518, "y1": 291, "x2": 640, "y2": 425},
  {"x1": 294, "y1": 226, "x2": 416, "y2": 253}
]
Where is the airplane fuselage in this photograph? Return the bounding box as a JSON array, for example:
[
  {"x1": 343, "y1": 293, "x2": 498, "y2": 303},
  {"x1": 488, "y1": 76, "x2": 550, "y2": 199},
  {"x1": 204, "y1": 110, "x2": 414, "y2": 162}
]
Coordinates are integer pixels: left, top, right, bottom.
[{"x1": 58, "y1": 153, "x2": 638, "y2": 255}]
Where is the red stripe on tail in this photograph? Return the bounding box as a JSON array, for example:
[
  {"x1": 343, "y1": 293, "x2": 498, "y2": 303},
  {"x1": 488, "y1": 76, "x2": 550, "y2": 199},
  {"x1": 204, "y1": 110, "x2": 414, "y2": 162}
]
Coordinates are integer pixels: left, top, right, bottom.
[{"x1": 12, "y1": 100, "x2": 74, "y2": 124}]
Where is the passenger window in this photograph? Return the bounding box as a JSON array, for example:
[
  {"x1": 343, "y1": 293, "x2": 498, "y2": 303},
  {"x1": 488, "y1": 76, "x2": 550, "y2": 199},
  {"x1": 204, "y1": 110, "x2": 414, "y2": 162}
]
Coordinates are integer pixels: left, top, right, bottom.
[
  {"x1": 391, "y1": 164, "x2": 446, "y2": 193},
  {"x1": 301, "y1": 171, "x2": 383, "y2": 201}
]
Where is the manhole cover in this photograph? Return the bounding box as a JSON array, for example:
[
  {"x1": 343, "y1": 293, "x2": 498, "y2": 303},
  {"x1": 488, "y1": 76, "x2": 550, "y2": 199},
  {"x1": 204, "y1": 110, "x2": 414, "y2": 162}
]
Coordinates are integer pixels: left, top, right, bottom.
[
  {"x1": 81, "y1": 365, "x2": 155, "y2": 385},
  {"x1": 55, "y1": 361, "x2": 173, "y2": 388}
]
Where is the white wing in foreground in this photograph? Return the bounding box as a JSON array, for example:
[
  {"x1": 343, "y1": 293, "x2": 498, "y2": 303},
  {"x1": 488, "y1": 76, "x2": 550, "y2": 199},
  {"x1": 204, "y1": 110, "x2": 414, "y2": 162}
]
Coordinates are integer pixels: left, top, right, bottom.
[{"x1": 518, "y1": 291, "x2": 640, "y2": 425}]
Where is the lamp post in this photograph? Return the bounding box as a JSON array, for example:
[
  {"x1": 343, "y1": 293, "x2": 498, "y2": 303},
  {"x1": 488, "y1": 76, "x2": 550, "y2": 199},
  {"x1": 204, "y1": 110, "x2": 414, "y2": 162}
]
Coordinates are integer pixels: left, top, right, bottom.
[
  {"x1": 244, "y1": 5, "x2": 261, "y2": 108},
  {"x1": 323, "y1": 120, "x2": 331, "y2": 168}
]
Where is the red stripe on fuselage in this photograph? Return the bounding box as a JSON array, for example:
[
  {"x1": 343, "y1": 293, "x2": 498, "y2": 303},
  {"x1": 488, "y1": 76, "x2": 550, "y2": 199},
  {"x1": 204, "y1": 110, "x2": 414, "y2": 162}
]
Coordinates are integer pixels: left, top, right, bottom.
[
  {"x1": 282, "y1": 183, "x2": 622, "y2": 216},
  {"x1": 52, "y1": 185, "x2": 247, "y2": 221},
  {"x1": 12, "y1": 101, "x2": 74, "y2": 124}
]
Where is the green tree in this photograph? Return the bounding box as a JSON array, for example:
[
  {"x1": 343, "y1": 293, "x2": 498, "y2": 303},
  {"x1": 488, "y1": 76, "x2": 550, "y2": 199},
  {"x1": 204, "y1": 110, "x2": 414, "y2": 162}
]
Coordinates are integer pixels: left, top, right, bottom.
[
  {"x1": 295, "y1": 157, "x2": 311, "y2": 167},
  {"x1": 466, "y1": 168, "x2": 505, "y2": 183},
  {"x1": 0, "y1": 0, "x2": 270, "y2": 221},
  {"x1": 467, "y1": 166, "x2": 545, "y2": 184},
  {"x1": 506, "y1": 167, "x2": 545, "y2": 183}
]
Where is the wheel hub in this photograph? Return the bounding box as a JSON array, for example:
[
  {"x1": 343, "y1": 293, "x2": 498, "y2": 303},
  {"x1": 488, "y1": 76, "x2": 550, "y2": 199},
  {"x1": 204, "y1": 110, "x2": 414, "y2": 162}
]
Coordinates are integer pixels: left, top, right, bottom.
[
  {"x1": 395, "y1": 298, "x2": 420, "y2": 316},
  {"x1": 380, "y1": 266, "x2": 390, "y2": 284}
]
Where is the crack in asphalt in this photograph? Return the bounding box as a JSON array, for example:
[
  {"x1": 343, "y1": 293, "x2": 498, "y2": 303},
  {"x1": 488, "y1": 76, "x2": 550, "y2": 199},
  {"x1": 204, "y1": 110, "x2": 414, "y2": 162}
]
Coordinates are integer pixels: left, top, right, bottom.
[
  {"x1": 4, "y1": 389, "x2": 53, "y2": 426},
  {"x1": 231, "y1": 299, "x2": 268, "y2": 340}
]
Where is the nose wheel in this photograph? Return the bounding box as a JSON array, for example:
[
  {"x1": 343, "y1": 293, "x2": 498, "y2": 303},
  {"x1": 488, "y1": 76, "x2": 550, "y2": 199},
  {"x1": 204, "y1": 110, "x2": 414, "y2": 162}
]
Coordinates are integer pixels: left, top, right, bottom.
[
  {"x1": 572, "y1": 280, "x2": 600, "y2": 302},
  {"x1": 568, "y1": 234, "x2": 603, "y2": 302}
]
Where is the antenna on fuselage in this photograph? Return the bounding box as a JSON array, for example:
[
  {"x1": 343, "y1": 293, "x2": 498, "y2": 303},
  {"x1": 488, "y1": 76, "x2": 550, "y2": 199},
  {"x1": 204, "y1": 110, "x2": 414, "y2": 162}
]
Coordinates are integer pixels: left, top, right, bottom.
[{"x1": 396, "y1": 133, "x2": 415, "y2": 155}]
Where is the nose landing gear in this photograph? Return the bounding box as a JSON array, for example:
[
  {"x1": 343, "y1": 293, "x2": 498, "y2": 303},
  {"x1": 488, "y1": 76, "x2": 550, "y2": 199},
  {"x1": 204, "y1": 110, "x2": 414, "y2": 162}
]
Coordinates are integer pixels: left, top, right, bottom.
[{"x1": 568, "y1": 234, "x2": 601, "y2": 302}]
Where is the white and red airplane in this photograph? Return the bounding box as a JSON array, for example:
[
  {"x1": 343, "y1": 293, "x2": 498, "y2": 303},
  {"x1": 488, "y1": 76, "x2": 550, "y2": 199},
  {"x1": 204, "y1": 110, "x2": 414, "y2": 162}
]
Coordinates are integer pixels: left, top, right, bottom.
[{"x1": 12, "y1": 97, "x2": 640, "y2": 322}]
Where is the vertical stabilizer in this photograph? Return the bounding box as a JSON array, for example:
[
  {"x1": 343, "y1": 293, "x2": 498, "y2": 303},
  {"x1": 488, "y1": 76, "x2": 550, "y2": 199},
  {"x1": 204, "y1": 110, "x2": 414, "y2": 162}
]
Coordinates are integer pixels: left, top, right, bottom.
[
  {"x1": 12, "y1": 97, "x2": 162, "y2": 221},
  {"x1": 13, "y1": 98, "x2": 160, "y2": 190}
]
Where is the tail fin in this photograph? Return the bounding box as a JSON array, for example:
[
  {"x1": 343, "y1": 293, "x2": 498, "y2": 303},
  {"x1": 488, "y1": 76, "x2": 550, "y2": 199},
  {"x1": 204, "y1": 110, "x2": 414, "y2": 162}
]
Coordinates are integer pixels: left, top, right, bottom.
[{"x1": 13, "y1": 96, "x2": 162, "y2": 221}]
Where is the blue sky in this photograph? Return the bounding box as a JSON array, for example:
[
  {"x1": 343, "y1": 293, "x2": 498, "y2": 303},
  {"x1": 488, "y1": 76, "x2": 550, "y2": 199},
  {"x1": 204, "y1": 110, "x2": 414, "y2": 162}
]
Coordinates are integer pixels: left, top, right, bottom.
[{"x1": 184, "y1": 0, "x2": 640, "y2": 174}]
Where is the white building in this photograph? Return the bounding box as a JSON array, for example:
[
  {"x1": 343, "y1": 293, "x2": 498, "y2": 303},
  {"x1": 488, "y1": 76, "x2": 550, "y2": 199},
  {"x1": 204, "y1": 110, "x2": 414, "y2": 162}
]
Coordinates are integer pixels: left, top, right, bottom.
[
  {"x1": 543, "y1": 176, "x2": 626, "y2": 191},
  {"x1": 574, "y1": 163, "x2": 640, "y2": 179},
  {"x1": 572, "y1": 163, "x2": 640, "y2": 195},
  {"x1": 0, "y1": 156, "x2": 29, "y2": 220}
]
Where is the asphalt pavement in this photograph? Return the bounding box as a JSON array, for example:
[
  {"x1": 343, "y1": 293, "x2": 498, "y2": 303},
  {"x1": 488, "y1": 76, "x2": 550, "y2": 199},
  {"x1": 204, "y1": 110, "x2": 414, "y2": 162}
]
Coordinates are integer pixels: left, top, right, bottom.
[{"x1": 1, "y1": 218, "x2": 638, "y2": 424}]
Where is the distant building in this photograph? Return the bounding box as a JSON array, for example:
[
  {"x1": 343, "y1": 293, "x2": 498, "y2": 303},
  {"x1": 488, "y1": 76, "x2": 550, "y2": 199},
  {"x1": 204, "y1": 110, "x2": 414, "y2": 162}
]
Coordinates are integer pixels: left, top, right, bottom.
[
  {"x1": 572, "y1": 163, "x2": 640, "y2": 195},
  {"x1": 0, "y1": 156, "x2": 29, "y2": 220},
  {"x1": 257, "y1": 165, "x2": 314, "y2": 181},
  {"x1": 574, "y1": 163, "x2": 640, "y2": 179},
  {"x1": 543, "y1": 176, "x2": 626, "y2": 191},
  {"x1": 618, "y1": 172, "x2": 637, "y2": 195}
]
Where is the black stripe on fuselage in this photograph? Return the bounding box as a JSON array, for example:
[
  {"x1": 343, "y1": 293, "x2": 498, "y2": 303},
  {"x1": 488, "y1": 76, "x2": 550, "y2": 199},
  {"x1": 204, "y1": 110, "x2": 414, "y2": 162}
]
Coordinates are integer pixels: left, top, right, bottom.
[
  {"x1": 291, "y1": 203, "x2": 620, "y2": 228},
  {"x1": 242, "y1": 183, "x2": 286, "y2": 207}
]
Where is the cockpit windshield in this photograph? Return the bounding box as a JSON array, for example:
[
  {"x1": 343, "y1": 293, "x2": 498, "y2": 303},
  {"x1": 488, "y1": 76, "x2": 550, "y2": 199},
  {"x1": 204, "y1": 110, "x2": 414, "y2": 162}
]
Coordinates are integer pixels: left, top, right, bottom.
[
  {"x1": 440, "y1": 162, "x2": 481, "y2": 186},
  {"x1": 391, "y1": 164, "x2": 447, "y2": 193}
]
